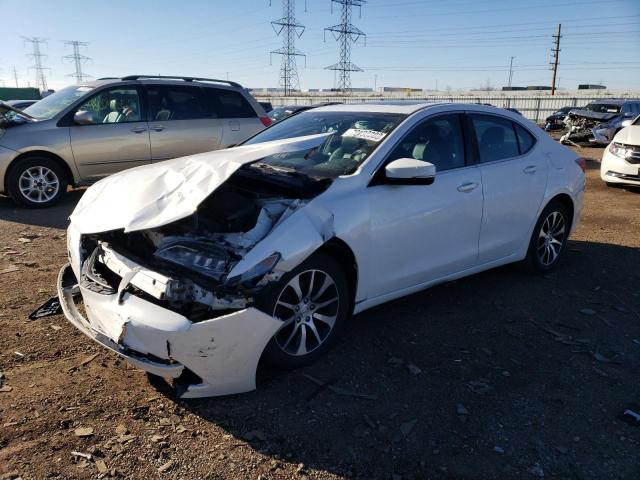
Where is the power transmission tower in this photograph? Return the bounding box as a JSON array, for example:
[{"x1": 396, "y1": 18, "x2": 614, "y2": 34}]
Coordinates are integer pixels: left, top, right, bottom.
[
  {"x1": 63, "y1": 40, "x2": 92, "y2": 83},
  {"x1": 507, "y1": 56, "x2": 515, "y2": 87},
  {"x1": 270, "y1": 0, "x2": 306, "y2": 95},
  {"x1": 550, "y1": 23, "x2": 562, "y2": 96},
  {"x1": 324, "y1": 0, "x2": 366, "y2": 93},
  {"x1": 13, "y1": 66, "x2": 19, "y2": 87},
  {"x1": 23, "y1": 37, "x2": 50, "y2": 91}
]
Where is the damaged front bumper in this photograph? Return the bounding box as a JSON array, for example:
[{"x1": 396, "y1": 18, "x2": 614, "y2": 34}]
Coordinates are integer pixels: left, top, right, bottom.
[{"x1": 57, "y1": 263, "x2": 282, "y2": 398}]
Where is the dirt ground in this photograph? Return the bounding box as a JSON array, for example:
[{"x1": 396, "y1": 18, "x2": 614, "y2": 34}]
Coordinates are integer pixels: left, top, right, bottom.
[{"x1": 1, "y1": 140, "x2": 639, "y2": 480}]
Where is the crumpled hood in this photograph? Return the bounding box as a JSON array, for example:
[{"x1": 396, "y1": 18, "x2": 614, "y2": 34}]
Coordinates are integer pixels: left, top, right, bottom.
[
  {"x1": 70, "y1": 133, "x2": 330, "y2": 234},
  {"x1": 613, "y1": 125, "x2": 640, "y2": 145},
  {"x1": 0, "y1": 101, "x2": 36, "y2": 121},
  {"x1": 567, "y1": 109, "x2": 617, "y2": 122}
]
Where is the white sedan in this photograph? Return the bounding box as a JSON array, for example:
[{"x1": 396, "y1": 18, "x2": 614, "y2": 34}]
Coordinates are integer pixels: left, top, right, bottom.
[
  {"x1": 57, "y1": 103, "x2": 586, "y2": 398},
  {"x1": 601, "y1": 115, "x2": 640, "y2": 187}
]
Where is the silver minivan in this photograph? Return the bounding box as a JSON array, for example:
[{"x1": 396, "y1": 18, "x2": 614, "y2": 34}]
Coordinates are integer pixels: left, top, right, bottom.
[{"x1": 0, "y1": 76, "x2": 271, "y2": 207}]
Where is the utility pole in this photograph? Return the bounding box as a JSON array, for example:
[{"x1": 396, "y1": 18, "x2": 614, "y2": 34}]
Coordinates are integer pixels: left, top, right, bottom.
[
  {"x1": 13, "y1": 66, "x2": 19, "y2": 87},
  {"x1": 23, "y1": 37, "x2": 50, "y2": 91},
  {"x1": 507, "y1": 56, "x2": 515, "y2": 87},
  {"x1": 270, "y1": 0, "x2": 306, "y2": 95},
  {"x1": 63, "y1": 40, "x2": 91, "y2": 83},
  {"x1": 550, "y1": 23, "x2": 561, "y2": 96},
  {"x1": 325, "y1": 0, "x2": 366, "y2": 93}
]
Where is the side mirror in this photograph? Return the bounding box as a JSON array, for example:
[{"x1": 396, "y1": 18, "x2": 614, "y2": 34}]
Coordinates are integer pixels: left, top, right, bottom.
[
  {"x1": 73, "y1": 110, "x2": 93, "y2": 125},
  {"x1": 384, "y1": 158, "x2": 436, "y2": 185},
  {"x1": 621, "y1": 119, "x2": 633, "y2": 128}
]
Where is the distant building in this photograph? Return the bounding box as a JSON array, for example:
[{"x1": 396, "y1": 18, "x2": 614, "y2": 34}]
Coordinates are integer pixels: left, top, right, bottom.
[
  {"x1": 502, "y1": 86, "x2": 527, "y2": 91},
  {"x1": 578, "y1": 84, "x2": 606, "y2": 90},
  {"x1": 382, "y1": 87, "x2": 421, "y2": 93},
  {"x1": 526, "y1": 86, "x2": 552, "y2": 91}
]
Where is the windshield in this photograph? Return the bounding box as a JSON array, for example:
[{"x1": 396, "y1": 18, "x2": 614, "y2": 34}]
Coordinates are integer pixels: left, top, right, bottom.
[
  {"x1": 23, "y1": 85, "x2": 95, "y2": 120},
  {"x1": 584, "y1": 103, "x2": 622, "y2": 114},
  {"x1": 243, "y1": 111, "x2": 406, "y2": 177}
]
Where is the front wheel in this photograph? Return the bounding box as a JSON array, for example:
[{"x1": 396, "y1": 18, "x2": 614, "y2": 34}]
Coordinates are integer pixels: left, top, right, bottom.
[
  {"x1": 7, "y1": 157, "x2": 68, "y2": 208},
  {"x1": 523, "y1": 201, "x2": 570, "y2": 273},
  {"x1": 257, "y1": 253, "x2": 350, "y2": 369}
]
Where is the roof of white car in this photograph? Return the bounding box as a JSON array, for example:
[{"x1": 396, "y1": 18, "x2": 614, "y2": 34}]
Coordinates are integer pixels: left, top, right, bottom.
[
  {"x1": 311, "y1": 101, "x2": 518, "y2": 115},
  {"x1": 311, "y1": 102, "x2": 446, "y2": 114}
]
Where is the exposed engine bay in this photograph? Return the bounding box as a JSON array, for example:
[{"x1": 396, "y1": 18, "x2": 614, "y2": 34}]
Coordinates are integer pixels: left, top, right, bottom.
[
  {"x1": 77, "y1": 164, "x2": 331, "y2": 322},
  {"x1": 560, "y1": 107, "x2": 618, "y2": 146}
]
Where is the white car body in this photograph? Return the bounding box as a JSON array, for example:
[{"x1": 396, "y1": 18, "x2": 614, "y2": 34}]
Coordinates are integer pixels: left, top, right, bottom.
[
  {"x1": 58, "y1": 103, "x2": 585, "y2": 398},
  {"x1": 601, "y1": 122, "x2": 640, "y2": 186}
]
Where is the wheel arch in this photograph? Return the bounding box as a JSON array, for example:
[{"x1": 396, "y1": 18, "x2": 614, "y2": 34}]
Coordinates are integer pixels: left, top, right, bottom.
[
  {"x1": 546, "y1": 192, "x2": 574, "y2": 229},
  {"x1": 5, "y1": 150, "x2": 76, "y2": 193},
  {"x1": 316, "y1": 237, "x2": 358, "y2": 314}
]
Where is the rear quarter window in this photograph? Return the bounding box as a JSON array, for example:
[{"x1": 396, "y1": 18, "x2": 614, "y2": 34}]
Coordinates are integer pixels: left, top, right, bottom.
[
  {"x1": 204, "y1": 88, "x2": 257, "y2": 119},
  {"x1": 514, "y1": 123, "x2": 536, "y2": 155}
]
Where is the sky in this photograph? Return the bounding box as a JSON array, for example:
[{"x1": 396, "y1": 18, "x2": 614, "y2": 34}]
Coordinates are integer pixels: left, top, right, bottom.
[{"x1": 1, "y1": 0, "x2": 639, "y2": 92}]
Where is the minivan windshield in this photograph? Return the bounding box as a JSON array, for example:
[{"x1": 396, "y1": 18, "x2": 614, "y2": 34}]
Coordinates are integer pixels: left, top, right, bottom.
[
  {"x1": 23, "y1": 85, "x2": 95, "y2": 120},
  {"x1": 243, "y1": 111, "x2": 406, "y2": 177},
  {"x1": 584, "y1": 103, "x2": 622, "y2": 114}
]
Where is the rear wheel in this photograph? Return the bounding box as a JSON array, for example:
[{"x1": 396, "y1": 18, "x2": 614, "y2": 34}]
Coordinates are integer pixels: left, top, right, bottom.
[
  {"x1": 7, "y1": 157, "x2": 67, "y2": 208},
  {"x1": 523, "y1": 201, "x2": 570, "y2": 273},
  {"x1": 257, "y1": 253, "x2": 349, "y2": 369}
]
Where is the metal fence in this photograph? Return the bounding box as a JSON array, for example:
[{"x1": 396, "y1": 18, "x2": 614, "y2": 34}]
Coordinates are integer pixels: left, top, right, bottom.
[{"x1": 260, "y1": 95, "x2": 640, "y2": 123}]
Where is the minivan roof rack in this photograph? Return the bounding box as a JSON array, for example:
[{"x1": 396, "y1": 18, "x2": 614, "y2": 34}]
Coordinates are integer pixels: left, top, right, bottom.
[{"x1": 120, "y1": 75, "x2": 242, "y2": 88}]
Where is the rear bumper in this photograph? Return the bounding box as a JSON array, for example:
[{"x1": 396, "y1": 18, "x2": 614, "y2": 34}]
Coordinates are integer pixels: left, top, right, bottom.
[{"x1": 57, "y1": 263, "x2": 282, "y2": 398}]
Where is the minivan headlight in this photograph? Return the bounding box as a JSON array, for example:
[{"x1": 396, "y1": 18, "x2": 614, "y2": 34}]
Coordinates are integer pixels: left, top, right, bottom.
[{"x1": 609, "y1": 142, "x2": 629, "y2": 160}]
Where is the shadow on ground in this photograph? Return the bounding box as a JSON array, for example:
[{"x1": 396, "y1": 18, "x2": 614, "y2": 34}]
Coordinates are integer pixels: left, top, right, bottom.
[
  {"x1": 151, "y1": 239, "x2": 640, "y2": 479},
  {"x1": 0, "y1": 189, "x2": 84, "y2": 230}
]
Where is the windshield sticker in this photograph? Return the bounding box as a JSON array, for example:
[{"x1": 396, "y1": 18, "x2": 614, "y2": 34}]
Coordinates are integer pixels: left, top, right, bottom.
[
  {"x1": 76, "y1": 86, "x2": 94, "y2": 92},
  {"x1": 342, "y1": 128, "x2": 387, "y2": 142}
]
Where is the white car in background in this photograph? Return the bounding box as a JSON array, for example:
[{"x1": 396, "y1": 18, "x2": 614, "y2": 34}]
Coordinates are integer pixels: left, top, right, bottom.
[
  {"x1": 601, "y1": 115, "x2": 640, "y2": 187},
  {"x1": 55, "y1": 103, "x2": 586, "y2": 398}
]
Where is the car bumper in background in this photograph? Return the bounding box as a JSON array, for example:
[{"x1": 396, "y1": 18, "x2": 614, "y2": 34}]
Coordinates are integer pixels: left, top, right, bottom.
[
  {"x1": 601, "y1": 150, "x2": 640, "y2": 186},
  {"x1": 592, "y1": 127, "x2": 615, "y2": 145},
  {"x1": 57, "y1": 263, "x2": 282, "y2": 398}
]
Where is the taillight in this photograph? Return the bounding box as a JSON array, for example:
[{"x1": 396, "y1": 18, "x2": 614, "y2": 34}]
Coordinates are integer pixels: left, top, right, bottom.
[
  {"x1": 259, "y1": 116, "x2": 272, "y2": 127},
  {"x1": 575, "y1": 157, "x2": 587, "y2": 173}
]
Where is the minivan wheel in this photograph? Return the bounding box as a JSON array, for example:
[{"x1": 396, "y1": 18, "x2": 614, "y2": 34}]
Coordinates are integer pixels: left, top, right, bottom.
[
  {"x1": 523, "y1": 201, "x2": 570, "y2": 273},
  {"x1": 257, "y1": 253, "x2": 349, "y2": 369},
  {"x1": 7, "y1": 157, "x2": 68, "y2": 208}
]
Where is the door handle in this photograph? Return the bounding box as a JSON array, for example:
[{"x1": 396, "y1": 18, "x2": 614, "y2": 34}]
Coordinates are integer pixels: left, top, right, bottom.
[
  {"x1": 151, "y1": 125, "x2": 165, "y2": 132},
  {"x1": 130, "y1": 127, "x2": 146, "y2": 133},
  {"x1": 523, "y1": 165, "x2": 537, "y2": 174},
  {"x1": 457, "y1": 182, "x2": 479, "y2": 193}
]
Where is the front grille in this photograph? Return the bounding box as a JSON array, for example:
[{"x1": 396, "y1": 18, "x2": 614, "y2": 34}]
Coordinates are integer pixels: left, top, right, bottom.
[{"x1": 625, "y1": 145, "x2": 640, "y2": 164}]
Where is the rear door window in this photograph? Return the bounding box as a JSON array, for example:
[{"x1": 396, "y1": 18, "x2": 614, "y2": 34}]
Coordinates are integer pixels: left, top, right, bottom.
[
  {"x1": 470, "y1": 114, "x2": 520, "y2": 163},
  {"x1": 146, "y1": 85, "x2": 209, "y2": 121},
  {"x1": 204, "y1": 88, "x2": 257, "y2": 118}
]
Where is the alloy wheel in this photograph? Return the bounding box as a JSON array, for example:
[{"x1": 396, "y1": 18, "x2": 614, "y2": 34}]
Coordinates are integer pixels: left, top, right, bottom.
[
  {"x1": 18, "y1": 166, "x2": 60, "y2": 203},
  {"x1": 536, "y1": 210, "x2": 566, "y2": 266},
  {"x1": 272, "y1": 269, "x2": 340, "y2": 356}
]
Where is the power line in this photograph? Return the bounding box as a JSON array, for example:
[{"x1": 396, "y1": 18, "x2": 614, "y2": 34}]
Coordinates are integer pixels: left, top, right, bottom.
[
  {"x1": 23, "y1": 37, "x2": 50, "y2": 91},
  {"x1": 63, "y1": 40, "x2": 92, "y2": 83},
  {"x1": 550, "y1": 23, "x2": 562, "y2": 95},
  {"x1": 270, "y1": 0, "x2": 306, "y2": 95},
  {"x1": 325, "y1": 0, "x2": 366, "y2": 92}
]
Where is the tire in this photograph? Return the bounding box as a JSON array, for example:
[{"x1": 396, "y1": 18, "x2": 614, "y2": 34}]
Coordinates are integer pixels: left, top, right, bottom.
[
  {"x1": 256, "y1": 252, "x2": 350, "y2": 369},
  {"x1": 523, "y1": 201, "x2": 570, "y2": 273},
  {"x1": 7, "y1": 156, "x2": 68, "y2": 208}
]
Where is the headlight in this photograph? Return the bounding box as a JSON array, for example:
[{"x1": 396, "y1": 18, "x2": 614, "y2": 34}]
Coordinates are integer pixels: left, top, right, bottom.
[
  {"x1": 609, "y1": 142, "x2": 630, "y2": 160},
  {"x1": 154, "y1": 241, "x2": 231, "y2": 279},
  {"x1": 225, "y1": 252, "x2": 281, "y2": 288}
]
